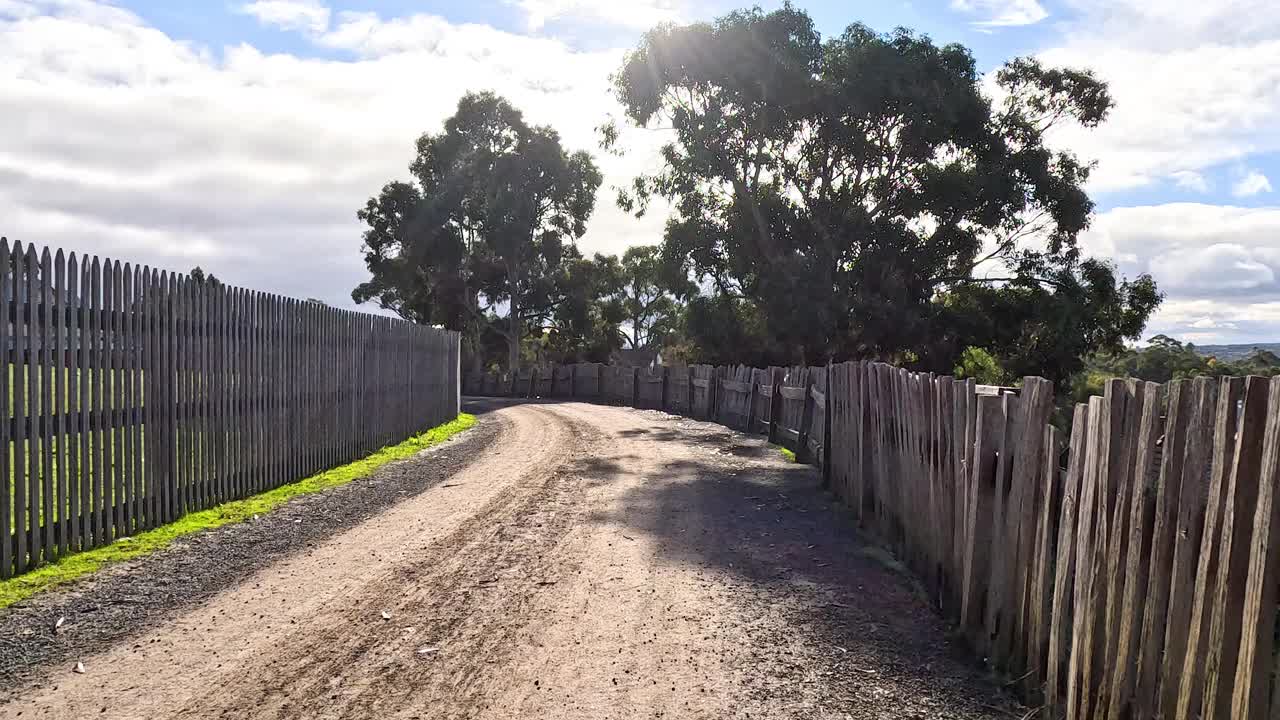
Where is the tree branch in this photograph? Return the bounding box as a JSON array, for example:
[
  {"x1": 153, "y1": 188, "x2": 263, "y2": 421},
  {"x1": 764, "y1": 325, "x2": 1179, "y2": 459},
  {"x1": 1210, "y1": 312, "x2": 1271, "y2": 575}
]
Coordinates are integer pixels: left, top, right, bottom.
[{"x1": 937, "y1": 275, "x2": 1068, "y2": 289}]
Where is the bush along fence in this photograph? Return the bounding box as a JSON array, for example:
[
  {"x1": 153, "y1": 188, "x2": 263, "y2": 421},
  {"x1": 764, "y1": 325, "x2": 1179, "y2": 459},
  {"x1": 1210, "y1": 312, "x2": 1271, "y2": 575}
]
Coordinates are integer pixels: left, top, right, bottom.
[
  {"x1": 468, "y1": 361, "x2": 1280, "y2": 720},
  {"x1": 1, "y1": 238, "x2": 461, "y2": 579}
]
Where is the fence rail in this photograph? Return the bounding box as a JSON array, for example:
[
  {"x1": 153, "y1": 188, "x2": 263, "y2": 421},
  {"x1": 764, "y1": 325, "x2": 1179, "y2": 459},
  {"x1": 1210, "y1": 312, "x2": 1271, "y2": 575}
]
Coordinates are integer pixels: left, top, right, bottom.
[
  {"x1": 2, "y1": 239, "x2": 461, "y2": 579},
  {"x1": 466, "y1": 359, "x2": 1280, "y2": 720}
]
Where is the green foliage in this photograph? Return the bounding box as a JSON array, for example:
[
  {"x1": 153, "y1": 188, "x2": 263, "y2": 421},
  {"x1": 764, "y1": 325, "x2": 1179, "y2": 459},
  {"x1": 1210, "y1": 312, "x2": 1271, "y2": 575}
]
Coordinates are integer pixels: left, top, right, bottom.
[
  {"x1": 613, "y1": 245, "x2": 690, "y2": 350},
  {"x1": 1078, "y1": 335, "x2": 1280, "y2": 389},
  {"x1": 189, "y1": 266, "x2": 222, "y2": 287},
  {"x1": 929, "y1": 261, "x2": 1162, "y2": 385},
  {"x1": 353, "y1": 92, "x2": 602, "y2": 371},
  {"x1": 953, "y1": 347, "x2": 1008, "y2": 385},
  {"x1": 538, "y1": 254, "x2": 627, "y2": 364},
  {"x1": 682, "y1": 294, "x2": 790, "y2": 367},
  {"x1": 0, "y1": 414, "x2": 476, "y2": 608},
  {"x1": 610, "y1": 4, "x2": 1159, "y2": 374}
]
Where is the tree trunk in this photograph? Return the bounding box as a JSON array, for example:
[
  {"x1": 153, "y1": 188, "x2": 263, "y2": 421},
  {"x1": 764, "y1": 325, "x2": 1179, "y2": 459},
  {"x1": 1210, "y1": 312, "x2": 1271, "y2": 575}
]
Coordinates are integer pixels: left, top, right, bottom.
[
  {"x1": 507, "y1": 260, "x2": 521, "y2": 372},
  {"x1": 507, "y1": 310, "x2": 520, "y2": 371},
  {"x1": 461, "y1": 285, "x2": 484, "y2": 375},
  {"x1": 465, "y1": 334, "x2": 483, "y2": 375}
]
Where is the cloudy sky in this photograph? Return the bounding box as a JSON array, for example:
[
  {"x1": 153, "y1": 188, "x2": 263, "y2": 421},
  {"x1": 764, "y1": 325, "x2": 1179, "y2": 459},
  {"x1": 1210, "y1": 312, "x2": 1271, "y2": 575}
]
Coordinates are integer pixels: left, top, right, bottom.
[{"x1": 2, "y1": 0, "x2": 1279, "y2": 345}]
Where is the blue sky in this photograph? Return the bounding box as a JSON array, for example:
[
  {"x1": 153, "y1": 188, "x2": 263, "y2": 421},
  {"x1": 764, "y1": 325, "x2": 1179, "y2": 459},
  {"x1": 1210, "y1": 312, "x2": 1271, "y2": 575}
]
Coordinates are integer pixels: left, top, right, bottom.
[{"x1": 2, "y1": 0, "x2": 1279, "y2": 344}]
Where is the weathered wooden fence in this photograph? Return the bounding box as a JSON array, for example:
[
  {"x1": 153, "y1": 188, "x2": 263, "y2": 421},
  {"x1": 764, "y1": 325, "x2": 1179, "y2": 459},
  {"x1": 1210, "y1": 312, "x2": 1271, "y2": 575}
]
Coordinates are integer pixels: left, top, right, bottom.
[
  {"x1": 467, "y1": 359, "x2": 1280, "y2": 720},
  {"x1": 2, "y1": 239, "x2": 461, "y2": 579},
  {"x1": 465, "y1": 362, "x2": 825, "y2": 459}
]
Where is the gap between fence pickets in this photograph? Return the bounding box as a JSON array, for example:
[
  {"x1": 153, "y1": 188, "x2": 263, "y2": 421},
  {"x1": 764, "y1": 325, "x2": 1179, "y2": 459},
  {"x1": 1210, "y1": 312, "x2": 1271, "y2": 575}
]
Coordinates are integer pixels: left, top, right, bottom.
[
  {"x1": 1, "y1": 237, "x2": 463, "y2": 581},
  {"x1": 466, "y1": 362, "x2": 1280, "y2": 720}
]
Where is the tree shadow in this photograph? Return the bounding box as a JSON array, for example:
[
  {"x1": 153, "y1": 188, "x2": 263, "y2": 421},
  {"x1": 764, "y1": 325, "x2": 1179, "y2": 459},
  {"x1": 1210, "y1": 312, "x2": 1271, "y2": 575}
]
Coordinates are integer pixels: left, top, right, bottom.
[{"x1": 578, "y1": 436, "x2": 1016, "y2": 718}]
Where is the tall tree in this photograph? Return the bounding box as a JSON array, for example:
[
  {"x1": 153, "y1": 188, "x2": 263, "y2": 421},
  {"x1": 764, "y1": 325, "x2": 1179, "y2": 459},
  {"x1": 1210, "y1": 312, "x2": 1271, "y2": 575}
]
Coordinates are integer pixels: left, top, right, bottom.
[
  {"x1": 596, "y1": 245, "x2": 689, "y2": 350},
  {"x1": 541, "y1": 253, "x2": 627, "y2": 364},
  {"x1": 189, "y1": 266, "x2": 223, "y2": 287},
  {"x1": 608, "y1": 5, "x2": 1159, "y2": 371},
  {"x1": 354, "y1": 92, "x2": 602, "y2": 370}
]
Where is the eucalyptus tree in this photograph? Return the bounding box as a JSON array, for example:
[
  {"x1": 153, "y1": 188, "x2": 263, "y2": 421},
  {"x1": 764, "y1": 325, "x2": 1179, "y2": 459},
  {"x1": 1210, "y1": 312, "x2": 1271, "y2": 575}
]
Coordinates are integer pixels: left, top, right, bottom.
[
  {"x1": 355, "y1": 92, "x2": 601, "y2": 370},
  {"x1": 608, "y1": 5, "x2": 1159, "y2": 377}
]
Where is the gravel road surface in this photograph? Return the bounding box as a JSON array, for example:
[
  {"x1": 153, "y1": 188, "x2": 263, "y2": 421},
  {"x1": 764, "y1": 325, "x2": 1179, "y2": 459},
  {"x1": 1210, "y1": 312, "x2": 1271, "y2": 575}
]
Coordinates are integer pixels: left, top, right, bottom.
[{"x1": 1, "y1": 398, "x2": 1016, "y2": 719}]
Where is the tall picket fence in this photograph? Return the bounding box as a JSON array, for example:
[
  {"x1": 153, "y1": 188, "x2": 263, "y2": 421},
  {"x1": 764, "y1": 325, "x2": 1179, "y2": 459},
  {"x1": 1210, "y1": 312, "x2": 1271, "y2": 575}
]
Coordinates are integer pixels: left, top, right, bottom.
[
  {"x1": 2, "y1": 239, "x2": 461, "y2": 579},
  {"x1": 468, "y1": 360, "x2": 1280, "y2": 720}
]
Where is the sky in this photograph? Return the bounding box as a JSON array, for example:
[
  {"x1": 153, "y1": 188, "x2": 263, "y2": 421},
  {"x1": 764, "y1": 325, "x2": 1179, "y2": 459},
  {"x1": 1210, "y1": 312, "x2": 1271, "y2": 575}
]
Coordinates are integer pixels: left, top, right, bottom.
[{"x1": 2, "y1": 0, "x2": 1279, "y2": 345}]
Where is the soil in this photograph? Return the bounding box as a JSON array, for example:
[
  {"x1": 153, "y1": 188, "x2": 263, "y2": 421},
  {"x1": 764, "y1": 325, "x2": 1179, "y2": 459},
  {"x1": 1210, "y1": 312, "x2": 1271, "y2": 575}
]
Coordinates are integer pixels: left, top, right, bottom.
[{"x1": 0, "y1": 398, "x2": 1019, "y2": 719}]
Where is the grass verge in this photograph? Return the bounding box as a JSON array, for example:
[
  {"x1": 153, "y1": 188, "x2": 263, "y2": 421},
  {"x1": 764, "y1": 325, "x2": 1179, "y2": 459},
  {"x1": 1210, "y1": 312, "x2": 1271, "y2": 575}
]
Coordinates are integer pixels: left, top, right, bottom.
[
  {"x1": 778, "y1": 447, "x2": 797, "y2": 463},
  {"x1": 0, "y1": 413, "x2": 476, "y2": 610}
]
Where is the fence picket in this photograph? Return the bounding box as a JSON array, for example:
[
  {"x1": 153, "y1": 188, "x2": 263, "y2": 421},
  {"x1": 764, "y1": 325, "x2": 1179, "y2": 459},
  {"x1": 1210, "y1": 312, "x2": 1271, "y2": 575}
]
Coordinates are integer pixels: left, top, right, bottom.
[
  {"x1": 39, "y1": 248, "x2": 54, "y2": 563},
  {"x1": 0, "y1": 238, "x2": 458, "y2": 579},
  {"x1": 84, "y1": 260, "x2": 96, "y2": 544},
  {"x1": 1230, "y1": 377, "x2": 1280, "y2": 719},
  {"x1": 25, "y1": 245, "x2": 41, "y2": 566},
  {"x1": 1046, "y1": 403, "x2": 1089, "y2": 717},
  {"x1": 53, "y1": 249, "x2": 68, "y2": 555},
  {"x1": 0, "y1": 241, "x2": 12, "y2": 578},
  {"x1": 115, "y1": 261, "x2": 130, "y2": 535},
  {"x1": 1105, "y1": 382, "x2": 1162, "y2": 720},
  {"x1": 1174, "y1": 376, "x2": 1245, "y2": 720},
  {"x1": 1134, "y1": 380, "x2": 1194, "y2": 717}
]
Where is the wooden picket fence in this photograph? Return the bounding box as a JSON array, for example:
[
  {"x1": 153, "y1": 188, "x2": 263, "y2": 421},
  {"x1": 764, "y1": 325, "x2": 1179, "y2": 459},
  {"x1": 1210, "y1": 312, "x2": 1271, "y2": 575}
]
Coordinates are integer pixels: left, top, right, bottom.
[
  {"x1": 2, "y1": 238, "x2": 461, "y2": 580},
  {"x1": 464, "y1": 361, "x2": 826, "y2": 462},
  {"x1": 468, "y1": 359, "x2": 1280, "y2": 719}
]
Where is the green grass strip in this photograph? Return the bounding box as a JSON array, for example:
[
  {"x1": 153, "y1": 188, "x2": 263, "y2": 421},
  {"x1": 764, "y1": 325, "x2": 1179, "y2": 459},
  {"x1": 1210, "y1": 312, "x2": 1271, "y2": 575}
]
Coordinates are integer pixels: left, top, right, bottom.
[
  {"x1": 778, "y1": 447, "x2": 797, "y2": 463},
  {"x1": 0, "y1": 413, "x2": 476, "y2": 609}
]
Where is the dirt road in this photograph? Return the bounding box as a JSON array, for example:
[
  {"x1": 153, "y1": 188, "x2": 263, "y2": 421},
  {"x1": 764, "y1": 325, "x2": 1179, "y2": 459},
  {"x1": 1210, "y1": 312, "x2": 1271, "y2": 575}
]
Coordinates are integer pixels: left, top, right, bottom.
[{"x1": 1, "y1": 400, "x2": 1013, "y2": 719}]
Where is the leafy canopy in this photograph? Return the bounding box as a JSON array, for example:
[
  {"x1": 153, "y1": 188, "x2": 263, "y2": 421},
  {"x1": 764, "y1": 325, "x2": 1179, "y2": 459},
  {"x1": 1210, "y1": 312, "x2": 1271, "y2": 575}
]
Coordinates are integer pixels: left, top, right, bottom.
[
  {"x1": 353, "y1": 92, "x2": 601, "y2": 369},
  {"x1": 609, "y1": 4, "x2": 1159, "y2": 380}
]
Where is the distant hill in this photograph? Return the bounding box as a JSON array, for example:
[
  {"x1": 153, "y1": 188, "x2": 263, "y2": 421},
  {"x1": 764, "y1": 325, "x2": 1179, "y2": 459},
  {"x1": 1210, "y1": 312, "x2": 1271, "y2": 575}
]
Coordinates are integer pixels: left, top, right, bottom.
[{"x1": 1191, "y1": 343, "x2": 1280, "y2": 361}]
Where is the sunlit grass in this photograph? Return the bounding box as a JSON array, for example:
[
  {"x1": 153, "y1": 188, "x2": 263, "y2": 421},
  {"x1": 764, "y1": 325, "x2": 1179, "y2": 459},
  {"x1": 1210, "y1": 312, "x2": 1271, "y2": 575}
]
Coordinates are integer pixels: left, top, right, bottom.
[{"x1": 0, "y1": 413, "x2": 475, "y2": 609}]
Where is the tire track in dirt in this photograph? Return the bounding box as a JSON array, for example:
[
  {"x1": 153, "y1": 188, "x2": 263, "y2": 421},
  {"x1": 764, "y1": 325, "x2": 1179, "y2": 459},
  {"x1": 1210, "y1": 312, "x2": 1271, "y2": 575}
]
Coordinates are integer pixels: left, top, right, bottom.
[
  {"x1": 187, "y1": 404, "x2": 594, "y2": 719},
  {"x1": 4, "y1": 402, "x2": 591, "y2": 719}
]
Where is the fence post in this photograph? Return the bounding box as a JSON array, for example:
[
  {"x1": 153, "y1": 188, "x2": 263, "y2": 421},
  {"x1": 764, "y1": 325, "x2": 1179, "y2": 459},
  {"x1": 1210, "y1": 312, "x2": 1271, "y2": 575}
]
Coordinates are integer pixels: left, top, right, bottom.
[
  {"x1": 747, "y1": 377, "x2": 758, "y2": 433},
  {"x1": 688, "y1": 369, "x2": 695, "y2": 417},
  {"x1": 631, "y1": 366, "x2": 641, "y2": 408},
  {"x1": 769, "y1": 378, "x2": 782, "y2": 445},
  {"x1": 798, "y1": 370, "x2": 816, "y2": 464},
  {"x1": 822, "y1": 364, "x2": 833, "y2": 488},
  {"x1": 710, "y1": 367, "x2": 721, "y2": 421},
  {"x1": 570, "y1": 364, "x2": 577, "y2": 398},
  {"x1": 661, "y1": 365, "x2": 670, "y2": 411}
]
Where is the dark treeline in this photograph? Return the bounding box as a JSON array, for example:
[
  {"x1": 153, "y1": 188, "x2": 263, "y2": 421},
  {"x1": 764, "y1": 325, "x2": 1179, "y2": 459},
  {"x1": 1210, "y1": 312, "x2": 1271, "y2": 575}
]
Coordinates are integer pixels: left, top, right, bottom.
[{"x1": 354, "y1": 4, "x2": 1174, "y2": 391}]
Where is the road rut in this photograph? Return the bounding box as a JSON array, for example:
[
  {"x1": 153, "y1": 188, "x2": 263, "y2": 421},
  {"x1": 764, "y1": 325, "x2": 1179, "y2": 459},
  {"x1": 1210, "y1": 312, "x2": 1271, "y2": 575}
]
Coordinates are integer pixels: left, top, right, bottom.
[{"x1": 2, "y1": 399, "x2": 1014, "y2": 719}]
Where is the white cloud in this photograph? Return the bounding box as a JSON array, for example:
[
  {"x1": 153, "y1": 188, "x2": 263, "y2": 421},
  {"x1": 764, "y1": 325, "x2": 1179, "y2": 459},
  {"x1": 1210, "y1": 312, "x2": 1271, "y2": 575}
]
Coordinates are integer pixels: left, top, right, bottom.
[
  {"x1": 0, "y1": 0, "x2": 668, "y2": 311},
  {"x1": 1189, "y1": 317, "x2": 1238, "y2": 330},
  {"x1": 514, "y1": 0, "x2": 682, "y2": 31},
  {"x1": 1143, "y1": 298, "x2": 1280, "y2": 344},
  {"x1": 1081, "y1": 203, "x2": 1280, "y2": 341},
  {"x1": 1171, "y1": 170, "x2": 1209, "y2": 192},
  {"x1": 1148, "y1": 243, "x2": 1276, "y2": 293},
  {"x1": 950, "y1": 0, "x2": 1048, "y2": 27},
  {"x1": 1233, "y1": 170, "x2": 1273, "y2": 197},
  {"x1": 1039, "y1": 1, "x2": 1280, "y2": 192},
  {"x1": 1035, "y1": 1, "x2": 1280, "y2": 341},
  {"x1": 241, "y1": 0, "x2": 330, "y2": 34},
  {"x1": 5, "y1": 0, "x2": 1279, "y2": 345}
]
